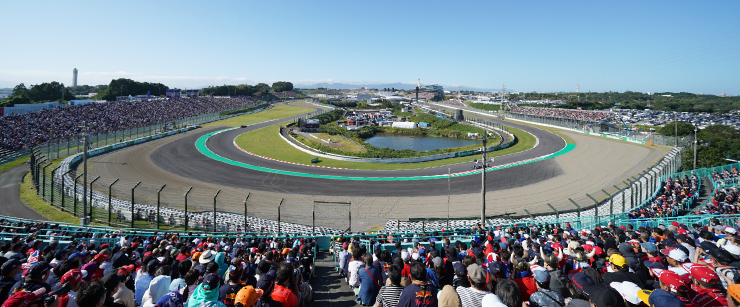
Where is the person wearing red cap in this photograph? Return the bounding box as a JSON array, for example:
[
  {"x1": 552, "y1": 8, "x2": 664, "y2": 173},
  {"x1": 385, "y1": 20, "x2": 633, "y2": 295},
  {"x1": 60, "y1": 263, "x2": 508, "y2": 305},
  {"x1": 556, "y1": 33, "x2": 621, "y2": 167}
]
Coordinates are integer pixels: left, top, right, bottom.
[
  {"x1": 59, "y1": 269, "x2": 83, "y2": 307},
  {"x1": 685, "y1": 263, "x2": 728, "y2": 307},
  {"x1": 651, "y1": 268, "x2": 693, "y2": 306}
]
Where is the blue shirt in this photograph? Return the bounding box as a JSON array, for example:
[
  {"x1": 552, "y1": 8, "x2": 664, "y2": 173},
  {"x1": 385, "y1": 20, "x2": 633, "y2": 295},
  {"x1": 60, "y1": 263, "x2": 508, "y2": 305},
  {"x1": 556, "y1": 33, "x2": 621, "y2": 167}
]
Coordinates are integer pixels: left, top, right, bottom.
[
  {"x1": 358, "y1": 265, "x2": 382, "y2": 305},
  {"x1": 134, "y1": 273, "x2": 153, "y2": 305}
]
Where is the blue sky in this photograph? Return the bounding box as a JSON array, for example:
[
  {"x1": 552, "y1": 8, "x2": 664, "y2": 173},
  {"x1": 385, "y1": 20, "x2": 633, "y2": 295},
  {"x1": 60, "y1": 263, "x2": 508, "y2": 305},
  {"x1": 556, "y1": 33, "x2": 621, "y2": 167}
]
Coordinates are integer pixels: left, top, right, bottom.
[{"x1": 1, "y1": 1, "x2": 739, "y2": 94}]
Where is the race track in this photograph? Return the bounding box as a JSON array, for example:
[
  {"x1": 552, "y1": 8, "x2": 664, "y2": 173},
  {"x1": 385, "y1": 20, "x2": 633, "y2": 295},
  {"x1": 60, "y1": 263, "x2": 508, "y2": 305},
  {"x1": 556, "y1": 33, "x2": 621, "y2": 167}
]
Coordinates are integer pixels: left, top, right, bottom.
[{"x1": 83, "y1": 102, "x2": 667, "y2": 230}]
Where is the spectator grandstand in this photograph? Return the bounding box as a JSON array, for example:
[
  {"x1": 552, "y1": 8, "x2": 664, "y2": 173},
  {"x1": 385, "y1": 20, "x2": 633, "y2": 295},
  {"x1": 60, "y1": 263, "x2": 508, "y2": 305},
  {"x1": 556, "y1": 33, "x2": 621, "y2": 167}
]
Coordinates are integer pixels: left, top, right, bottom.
[
  {"x1": 508, "y1": 104, "x2": 612, "y2": 122},
  {"x1": 8, "y1": 95, "x2": 740, "y2": 306},
  {"x1": 0, "y1": 97, "x2": 259, "y2": 151}
]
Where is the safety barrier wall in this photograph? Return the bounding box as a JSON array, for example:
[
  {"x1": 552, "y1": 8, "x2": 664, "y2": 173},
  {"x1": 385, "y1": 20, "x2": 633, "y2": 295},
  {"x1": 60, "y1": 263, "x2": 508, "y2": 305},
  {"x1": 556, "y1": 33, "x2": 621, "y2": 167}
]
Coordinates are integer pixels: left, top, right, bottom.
[
  {"x1": 383, "y1": 147, "x2": 684, "y2": 231},
  {"x1": 28, "y1": 105, "x2": 342, "y2": 236}
]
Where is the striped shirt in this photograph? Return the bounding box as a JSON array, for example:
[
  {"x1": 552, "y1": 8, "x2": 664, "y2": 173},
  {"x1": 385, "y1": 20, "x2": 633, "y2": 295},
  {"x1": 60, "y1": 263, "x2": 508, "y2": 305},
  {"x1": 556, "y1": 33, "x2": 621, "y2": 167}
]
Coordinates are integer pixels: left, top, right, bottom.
[
  {"x1": 456, "y1": 286, "x2": 492, "y2": 307},
  {"x1": 376, "y1": 285, "x2": 404, "y2": 307}
]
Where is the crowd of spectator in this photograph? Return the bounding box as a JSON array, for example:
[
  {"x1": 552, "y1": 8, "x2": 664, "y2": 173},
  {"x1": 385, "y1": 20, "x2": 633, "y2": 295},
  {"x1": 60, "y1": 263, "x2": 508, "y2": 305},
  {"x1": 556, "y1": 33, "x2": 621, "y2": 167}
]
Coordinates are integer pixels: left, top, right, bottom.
[
  {"x1": 702, "y1": 187, "x2": 740, "y2": 216},
  {"x1": 0, "y1": 97, "x2": 259, "y2": 151},
  {"x1": 713, "y1": 168, "x2": 740, "y2": 188},
  {"x1": 627, "y1": 175, "x2": 700, "y2": 219},
  {"x1": 0, "y1": 218, "x2": 316, "y2": 307},
  {"x1": 439, "y1": 99, "x2": 467, "y2": 108},
  {"x1": 330, "y1": 218, "x2": 740, "y2": 307},
  {"x1": 508, "y1": 105, "x2": 612, "y2": 122},
  {"x1": 273, "y1": 92, "x2": 300, "y2": 98}
]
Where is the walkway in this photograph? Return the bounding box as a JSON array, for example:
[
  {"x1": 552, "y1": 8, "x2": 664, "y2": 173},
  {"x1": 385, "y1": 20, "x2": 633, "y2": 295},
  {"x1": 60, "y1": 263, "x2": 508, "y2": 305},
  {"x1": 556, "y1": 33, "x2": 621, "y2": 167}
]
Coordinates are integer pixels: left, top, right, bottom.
[
  {"x1": 0, "y1": 163, "x2": 45, "y2": 220},
  {"x1": 309, "y1": 252, "x2": 356, "y2": 307}
]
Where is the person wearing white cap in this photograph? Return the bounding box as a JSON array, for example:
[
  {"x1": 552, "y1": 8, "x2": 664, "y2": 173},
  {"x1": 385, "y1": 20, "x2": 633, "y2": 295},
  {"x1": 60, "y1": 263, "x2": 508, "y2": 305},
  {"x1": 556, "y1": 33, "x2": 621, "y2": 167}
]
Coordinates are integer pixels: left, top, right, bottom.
[
  {"x1": 609, "y1": 281, "x2": 642, "y2": 305},
  {"x1": 660, "y1": 248, "x2": 689, "y2": 276},
  {"x1": 199, "y1": 250, "x2": 216, "y2": 265}
]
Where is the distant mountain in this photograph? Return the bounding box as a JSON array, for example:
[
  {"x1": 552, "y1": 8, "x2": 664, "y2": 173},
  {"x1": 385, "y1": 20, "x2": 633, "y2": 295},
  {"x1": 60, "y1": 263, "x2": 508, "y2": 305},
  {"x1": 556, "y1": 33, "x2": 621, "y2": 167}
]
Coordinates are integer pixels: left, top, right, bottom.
[{"x1": 294, "y1": 82, "x2": 500, "y2": 92}]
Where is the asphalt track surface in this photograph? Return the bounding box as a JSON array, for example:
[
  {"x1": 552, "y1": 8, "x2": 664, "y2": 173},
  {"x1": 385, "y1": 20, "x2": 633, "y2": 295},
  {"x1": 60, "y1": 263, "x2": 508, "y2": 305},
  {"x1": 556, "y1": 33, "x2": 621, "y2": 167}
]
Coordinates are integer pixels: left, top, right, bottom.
[
  {"x1": 0, "y1": 164, "x2": 46, "y2": 220},
  {"x1": 85, "y1": 102, "x2": 666, "y2": 230},
  {"x1": 148, "y1": 107, "x2": 566, "y2": 197}
]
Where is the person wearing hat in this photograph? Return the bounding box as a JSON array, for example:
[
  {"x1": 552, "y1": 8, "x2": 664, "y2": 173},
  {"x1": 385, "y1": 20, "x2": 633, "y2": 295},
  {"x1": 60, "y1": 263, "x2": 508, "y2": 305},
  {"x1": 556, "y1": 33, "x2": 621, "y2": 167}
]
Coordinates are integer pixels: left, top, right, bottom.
[
  {"x1": 0, "y1": 259, "x2": 22, "y2": 301},
  {"x1": 51, "y1": 249, "x2": 70, "y2": 267},
  {"x1": 650, "y1": 268, "x2": 691, "y2": 304},
  {"x1": 219, "y1": 261, "x2": 246, "y2": 307},
  {"x1": 185, "y1": 273, "x2": 225, "y2": 307},
  {"x1": 16, "y1": 261, "x2": 52, "y2": 294},
  {"x1": 4, "y1": 243, "x2": 25, "y2": 261},
  {"x1": 581, "y1": 283, "x2": 624, "y2": 307},
  {"x1": 728, "y1": 284, "x2": 740, "y2": 307},
  {"x1": 454, "y1": 263, "x2": 496, "y2": 307},
  {"x1": 528, "y1": 267, "x2": 565, "y2": 307},
  {"x1": 703, "y1": 247, "x2": 740, "y2": 289},
  {"x1": 254, "y1": 271, "x2": 281, "y2": 307},
  {"x1": 661, "y1": 247, "x2": 690, "y2": 277},
  {"x1": 141, "y1": 274, "x2": 171, "y2": 307},
  {"x1": 135, "y1": 259, "x2": 160, "y2": 306},
  {"x1": 637, "y1": 289, "x2": 687, "y2": 307},
  {"x1": 113, "y1": 266, "x2": 136, "y2": 307},
  {"x1": 337, "y1": 242, "x2": 350, "y2": 278},
  {"x1": 602, "y1": 254, "x2": 645, "y2": 288},
  {"x1": 234, "y1": 286, "x2": 262, "y2": 307},
  {"x1": 57, "y1": 269, "x2": 83, "y2": 307},
  {"x1": 154, "y1": 290, "x2": 183, "y2": 307},
  {"x1": 684, "y1": 263, "x2": 728, "y2": 307}
]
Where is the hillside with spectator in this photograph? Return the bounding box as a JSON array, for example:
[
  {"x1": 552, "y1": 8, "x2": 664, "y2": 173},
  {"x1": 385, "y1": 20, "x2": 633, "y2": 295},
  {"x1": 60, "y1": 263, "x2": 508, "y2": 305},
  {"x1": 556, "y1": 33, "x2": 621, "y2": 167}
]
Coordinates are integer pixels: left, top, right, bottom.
[
  {"x1": 0, "y1": 96, "x2": 258, "y2": 150},
  {"x1": 509, "y1": 104, "x2": 612, "y2": 122}
]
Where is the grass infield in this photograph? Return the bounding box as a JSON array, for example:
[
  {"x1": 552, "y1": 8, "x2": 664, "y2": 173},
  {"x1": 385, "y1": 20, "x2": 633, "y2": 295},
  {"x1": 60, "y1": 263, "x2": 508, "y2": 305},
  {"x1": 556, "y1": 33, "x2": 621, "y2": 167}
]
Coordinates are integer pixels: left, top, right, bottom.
[
  {"x1": 233, "y1": 123, "x2": 539, "y2": 170},
  {"x1": 201, "y1": 104, "x2": 314, "y2": 128}
]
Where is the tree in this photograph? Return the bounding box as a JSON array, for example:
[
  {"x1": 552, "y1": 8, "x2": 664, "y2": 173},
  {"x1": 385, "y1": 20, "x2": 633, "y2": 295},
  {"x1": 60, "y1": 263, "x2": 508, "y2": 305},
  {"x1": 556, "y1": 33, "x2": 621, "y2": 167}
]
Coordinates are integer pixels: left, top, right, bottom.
[
  {"x1": 12, "y1": 83, "x2": 28, "y2": 97},
  {"x1": 658, "y1": 121, "x2": 695, "y2": 137},
  {"x1": 271, "y1": 81, "x2": 293, "y2": 93},
  {"x1": 682, "y1": 145, "x2": 724, "y2": 170},
  {"x1": 96, "y1": 78, "x2": 168, "y2": 101}
]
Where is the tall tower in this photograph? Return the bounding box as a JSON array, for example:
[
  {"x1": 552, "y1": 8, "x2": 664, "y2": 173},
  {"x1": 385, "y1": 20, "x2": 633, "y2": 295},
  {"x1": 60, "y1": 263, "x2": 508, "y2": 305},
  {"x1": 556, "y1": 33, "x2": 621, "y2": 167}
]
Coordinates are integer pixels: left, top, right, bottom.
[
  {"x1": 73, "y1": 68, "x2": 78, "y2": 87},
  {"x1": 576, "y1": 84, "x2": 579, "y2": 93}
]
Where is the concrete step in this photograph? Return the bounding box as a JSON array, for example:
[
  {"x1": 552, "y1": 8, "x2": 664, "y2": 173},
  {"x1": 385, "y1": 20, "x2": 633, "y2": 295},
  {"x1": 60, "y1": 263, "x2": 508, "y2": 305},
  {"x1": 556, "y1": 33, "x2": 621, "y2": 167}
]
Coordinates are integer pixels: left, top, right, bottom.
[{"x1": 308, "y1": 252, "x2": 357, "y2": 307}]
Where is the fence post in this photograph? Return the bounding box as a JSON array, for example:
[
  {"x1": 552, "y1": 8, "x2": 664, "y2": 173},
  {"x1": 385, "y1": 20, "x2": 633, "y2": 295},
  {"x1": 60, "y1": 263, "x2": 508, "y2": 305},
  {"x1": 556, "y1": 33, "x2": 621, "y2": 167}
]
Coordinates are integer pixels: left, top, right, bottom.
[
  {"x1": 547, "y1": 203, "x2": 559, "y2": 219},
  {"x1": 312, "y1": 201, "x2": 315, "y2": 237},
  {"x1": 213, "y1": 190, "x2": 221, "y2": 233},
  {"x1": 74, "y1": 174, "x2": 83, "y2": 216},
  {"x1": 130, "y1": 182, "x2": 141, "y2": 228},
  {"x1": 50, "y1": 167, "x2": 59, "y2": 205},
  {"x1": 569, "y1": 198, "x2": 581, "y2": 218},
  {"x1": 278, "y1": 198, "x2": 284, "y2": 234},
  {"x1": 184, "y1": 187, "x2": 193, "y2": 231},
  {"x1": 632, "y1": 176, "x2": 640, "y2": 207},
  {"x1": 602, "y1": 189, "x2": 613, "y2": 218},
  {"x1": 61, "y1": 170, "x2": 73, "y2": 212},
  {"x1": 88, "y1": 176, "x2": 100, "y2": 222},
  {"x1": 586, "y1": 194, "x2": 599, "y2": 217},
  {"x1": 35, "y1": 158, "x2": 47, "y2": 193},
  {"x1": 524, "y1": 209, "x2": 534, "y2": 220},
  {"x1": 108, "y1": 179, "x2": 119, "y2": 225},
  {"x1": 42, "y1": 163, "x2": 51, "y2": 199},
  {"x1": 157, "y1": 184, "x2": 166, "y2": 230},
  {"x1": 244, "y1": 193, "x2": 250, "y2": 232},
  {"x1": 624, "y1": 180, "x2": 633, "y2": 209},
  {"x1": 634, "y1": 176, "x2": 643, "y2": 205}
]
